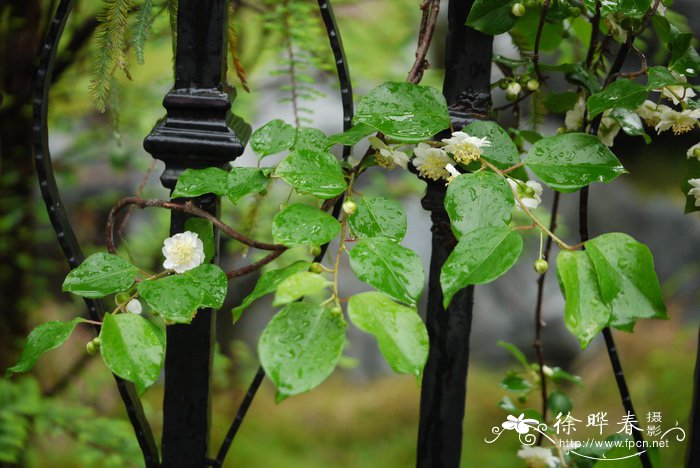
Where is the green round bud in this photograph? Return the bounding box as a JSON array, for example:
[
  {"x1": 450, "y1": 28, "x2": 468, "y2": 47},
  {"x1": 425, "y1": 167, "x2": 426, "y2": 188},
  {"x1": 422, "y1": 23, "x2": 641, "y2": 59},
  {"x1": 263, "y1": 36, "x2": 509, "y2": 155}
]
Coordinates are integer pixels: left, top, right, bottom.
[
  {"x1": 310, "y1": 262, "x2": 324, "y2": 274},
  {"x1": 693, "y1": 148, "x2": 700, "y2": 158},
  {"x1": 534, "y1": 258, "x2": 549, "y2": 274},
  {"x1": 342, "y1": 200, "x2": 357, "y2": 215},
  {"x1": 309, "y1": 245, "x2": 322, "y2": 257},
  {"x1": 330, "y1": 306, "x2": 342, "y2": 315},
  {"x1": 92, "y1": 337, "x2": 101, "y2": 347},
  {"x1": 506, "y1": 92, "x2": 519, "y2": 102},
  {"x1": 526, "y1": 79, "x2": 540, "y2": 91},
  {"x1": 524, "y1": 0, "x2": 538, "y2": 8},
  {"x1": 511, "y1": 2, "x2": 526, "y2": 17},
  {"x1": 498, "y1": 80, "x2": 509, "y2": 90},
  {"x1": 86, "y1": 341, "x2": 98, "y2": 355}
]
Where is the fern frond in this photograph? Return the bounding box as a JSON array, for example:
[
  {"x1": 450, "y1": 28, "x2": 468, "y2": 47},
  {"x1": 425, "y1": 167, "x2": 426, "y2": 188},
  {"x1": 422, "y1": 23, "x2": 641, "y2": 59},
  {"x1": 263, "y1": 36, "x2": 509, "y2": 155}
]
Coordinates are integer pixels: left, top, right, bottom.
[
  {"x1": 133, "y1": 0, "x2": 153, "y2": 65},
  {"x1": 89, "y1": 0, "x2": 133, "y2": 113}
]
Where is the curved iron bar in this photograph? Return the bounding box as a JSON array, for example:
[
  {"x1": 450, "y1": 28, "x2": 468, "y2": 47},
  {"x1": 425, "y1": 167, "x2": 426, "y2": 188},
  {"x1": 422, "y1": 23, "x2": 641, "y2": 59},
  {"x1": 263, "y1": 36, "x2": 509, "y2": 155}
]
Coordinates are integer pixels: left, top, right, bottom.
[
  {"x1": 212, "y1": 1, "x2": 354, "y2": 465},
  {"x1": 32, "y1": 1, "x2": 159, "y2": 465}
]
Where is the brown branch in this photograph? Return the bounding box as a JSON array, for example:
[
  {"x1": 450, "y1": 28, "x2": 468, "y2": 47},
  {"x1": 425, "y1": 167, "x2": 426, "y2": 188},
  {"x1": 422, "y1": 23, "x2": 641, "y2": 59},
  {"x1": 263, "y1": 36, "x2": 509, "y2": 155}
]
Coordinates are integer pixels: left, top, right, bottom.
[
  {"x1": 226, "y1": 249, "x2": 285, "y2": 279},
  {"x1": 532, "y1": 0, "x2": 551, "y2": 82},
  {"x1": 106, "y1": 197, "x2": 285, "y2": 255},
  {"x1": 406, "y1": 0, "x2": 440, "y2": 84}
]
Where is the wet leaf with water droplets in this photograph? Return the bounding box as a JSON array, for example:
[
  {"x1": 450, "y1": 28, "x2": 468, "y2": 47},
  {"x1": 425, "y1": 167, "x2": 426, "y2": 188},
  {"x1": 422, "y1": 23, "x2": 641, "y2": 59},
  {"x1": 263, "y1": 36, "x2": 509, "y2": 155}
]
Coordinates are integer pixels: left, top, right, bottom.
[
  {"x1": 275, "y1": 149, "x2": 347, "y2": 199},
  {"x1": 347, "y1": 196, "x2": 407, "y2": 241},
  {"x1": 250, "y1": 119, "x2": 296, "y2": 158},
  {"x1": 227, "y1": 167, "x2": 272, "y2": 203},
  {"x1": 258, "y1": 303, "x2": 345, "y2": 401},
  {"x1": 463, "y1": 121, "x2": 524, "y2": 177},
  {"x1": 587, "y1": 78, "x2": 648, "y2": 118},
  {"x1": 172, "y1": 167, "x2": 229, "y2": 198},
  {"x1": 272, "y1": 204, "x2": 341, "y2": 247},
  {"x1": 62, "y1": 253, "x2": 138, "y2": 298},
  {"x1": 273, "y1": 271, "x2": 331, "y2": 306},
  {"x1": 347, "y1": 292, "x2": 428, "y2": 377}
]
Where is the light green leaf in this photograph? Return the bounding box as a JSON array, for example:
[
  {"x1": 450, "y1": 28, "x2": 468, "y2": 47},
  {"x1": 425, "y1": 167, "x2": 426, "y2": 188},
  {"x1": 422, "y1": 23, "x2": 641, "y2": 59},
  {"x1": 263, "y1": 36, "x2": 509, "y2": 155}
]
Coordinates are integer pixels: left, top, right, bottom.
[
  {"x1": 445, "y1": 171, "x2": 514, "y2": 239},
  {"x1": 275, "y1": 149, "x2": 347, "y2": 199},
  {"x1": 525, "y1": 133, "x2": 626, "y2": 193},
  {"x1": 272, "y1": 204, "x2": 341, "y2": 247},
  {"x1": 172, "y1": 167, "x2": 229, "y2": 198},
  {"x1": 100, "y1": 313, "x2": 165, "y2": 394},
  {"x1": 441, "y1": 227, "x2": 522, "y2": 308},
  {"x1": 258, "y1": 303, "x2": 345, "y2": 401},
  {"x1": 250, "y1": 119, "x2": 296, "y2": 158},
  {"x1": 185, "y1": 218, "x2": 215, "y2": 263},
  {"x1": 466, "y1": 0, "x2": 518, "y2": 35},
  {"x1": 347, "y1": 292, "x2": 428, "y2": 377},
  {"x1": 62, "y1": 253, "x2": 138, "y2": 299},
  {"x1": 325, "y1": 123, "x2": 375, "y2": 149},
  {"x1": 273, "y1": 271, "x2": 331, "y2": 306},
  {"x1": 348, "y1": 237, "x2": 424, "y2": 306},
  {"x1": 6, "y1": 318, "x2": 86, "y2": 376},
  {"x1": 556, "y1": 250, "x2": 611, "y2": 349},
  {"x1": 587, "y1": 79, "x2": 648, "y2": 118},
  {"x1": 227, "y1": 167, "x2": 271, "y2": 203},
  {"x1": 353, "y1": 82, "x2": 450, "y2": 143},
  {"x1": 232, "y1": 261, "x2": 310, "y2": 322},
  {"x1": 348, "y1": 196, "x2": 407, "y2": 241},
  {"x1": 585, "y1": 233, "x2": 667, "y2": 331},
  {"x1": 463, "y1": 120, "x2": 521, "y2": 172}
]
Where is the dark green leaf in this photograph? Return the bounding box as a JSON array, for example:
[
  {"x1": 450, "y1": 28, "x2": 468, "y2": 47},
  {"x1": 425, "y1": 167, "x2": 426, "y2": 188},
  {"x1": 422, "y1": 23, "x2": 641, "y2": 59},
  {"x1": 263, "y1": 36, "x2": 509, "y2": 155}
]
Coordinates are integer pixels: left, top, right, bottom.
[
  {"x1": 541, "y1": 63, "x2": 602, "y2": 93},
  {"x1": 258, "y1": 303, "x2": 345, "y2": 401},
  {"x1": 100, "y1": 313, "x2": 165, "y2": 394},
  {"x1": 445, "y1": 171, "x2": 514, "y2": 239},
  {"x1": 6, "y1": 318, "x2": 85, "y2": 376},
  {"x1": 348, "y1": 196, "x2": 407, "y2": 241},
  {"x1": 543, "y1": 92, "x2": 579, "y2": 113},
  {"x1": 441, "y1": 227, "x2": 523, "y2": 308},
  {"x1": 585, "y1": 233, "x2": 667, "y2": 331},
  {"x1": 272, "y1": 203, "x2": 341, "y2": 247},
  {"x1": 172, "y1": 167, "x2": 229, "y2": 198},
  {"x1": 227, "y1": 167, "x2": 271, "y2": 203},
  {"x1": 62, "y1": 253, "x2": 138, "y2": 299},
  {"x1": 353, "y1": 82, "x2": 450, "y2": 143},
  {"x1": 276, "y1": 149, "x2": 347, "y2": 199},
  {"x1": 273, "y1": 271, "x2": 330, "y2": 306},
  {"x1": 250, "y1": 119, "x2": 296, "y2": 158},
  {"x1": 587, "y1": 79, "x2": 648, "y2": 118},
  {"x1": 556, "y1": 250, "x2": 611, "y2": 349},
  {"x1": 325, "y1": 123, "x2": 375, "y2": 149},
  {"x1": 500, "y1": 373, "x2": 531, "y2": 392},
  {"x1": 547, "y1": 390, "x2": 573, "y2": 415},
  {"x1": 182, "y1": 263, "x2": 228, "y2": 309},
  {"x1": 185, "y1": 218, "x2": 215, "y2": 263},
  {"x1": 291, "y1": 127, "x2": 327, "y2": 151},
  {"x1": 347, "y1": 292, "x2": 428, "y2": 377},
  {"x1": 466, "y1": 0, "x2": 518, "y2": 35},
  {"x1": 525, "y1": 133, "x2": 626, "y2": 193},
  {"x1": 510, "y1": 10, "x2": 564, "y2": 52},
  {"x1": 348, "y1": 237, "x2": 425, "y2": 306},
  {"x1": 646, "y1": 66, "x2": 681, "y2": 90},
  {"x1": 232, "y1": 261, "x2": 310, "y2": 322},
  {"x1": 463, "y1": 120, "x2": 522, "y2": 172}
]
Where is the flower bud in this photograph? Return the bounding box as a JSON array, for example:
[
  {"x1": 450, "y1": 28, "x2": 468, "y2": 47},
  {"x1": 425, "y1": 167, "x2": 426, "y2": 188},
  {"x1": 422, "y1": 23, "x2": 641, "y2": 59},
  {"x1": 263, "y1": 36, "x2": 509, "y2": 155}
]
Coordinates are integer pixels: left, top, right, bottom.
[
  {"x1": 506, "y1": 82, "x2": 522, "y2": 101},
  {"x1": 330, "y1": 306, "x2": 342, "y2": 315},
  {"x1": 512, "y1": 2, "x2": 526, "y2": 17},
  {"x1": 524, "y1": 0, "x2": 539, "y2": 8},
  {"x1": 92, "y1": 337, "x2": 101, "y2": 347},
  {"x1": 534, "y1": 258, "x2": 549, "y2": 274},
  {"x1": 342, "y1": 200, "x2": 357, "y2": 215},
  {"x1": 86, "y1": 340, "x2": 98, "y2": 355},
  {"x1": 309, "y1": 245, "x2": 322, "y2": 257},
  {"x1": 542, "y1": 365, "x2": 554, "y2": 377},
  {"x1": 310, "y1": 262, "x2": 324, "y2": 274},
  {"x1": 126, "y1": 298, "x2": 142, "y2": 315},
  {"x1": 526, "y1": 79, "x2": 540, "y2": 91}
]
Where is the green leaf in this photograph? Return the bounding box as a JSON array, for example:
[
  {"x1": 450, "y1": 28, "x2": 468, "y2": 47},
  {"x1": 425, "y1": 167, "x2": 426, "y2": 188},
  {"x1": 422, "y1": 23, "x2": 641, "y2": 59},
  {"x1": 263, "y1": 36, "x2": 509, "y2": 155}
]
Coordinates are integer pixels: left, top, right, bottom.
[
  {"x1": 291, "y1": 127, "x2": 327, "y2": 151},
  {"x1": 62, "y1": 253, "x2": 137, "y2": 299},
  {"x1": 348, "y1": 196, "x2": 407, "y2": 241},
  {"x1": 100, "y1": 313, "x2": 165, "y2": 394},
  {"x1": 669, "y1": 30, "x2": 700, "y2": 77},
  {"x1": 646, "y1": 65, "x2": 681, "y2": 90},
  {"x1": 353, "y1": 82, "x2": 450, "y2": 143},
  {"x1": 682, "y1": 157, "x2": 700, "y2": 214},
  {"x1": 500, "y1": 373, "x2": 531, "y2": 392},
  {"x1": 585, "y1": 233, "x2": 667, "y2": 331},
  {"x1": 497, "y1": 340, "x2": 530, "y2": 369},
  {"x1": 547, "y1": 390, "x2": 573, "y2": 415},
  {"x1": 525, "y1": 133, "x2": 626, "y2": 193},
  {"x1": 6, "y1": 318, "x2": 86, "y2": 376},
  {"x1": 182, "y1": 263, "x2": 228, "y2": 309},
  {"x1": 510, "y1": 10, "x2": 564, "y2": 52},
  {"x1": 273, "y1": 271, "x2": 330, "y2": 306},
  {"x1": 272, "y1": 204, "x2": 341, "y2": 247},
  {"x1": 325, "y1": 123, "x2": 375, "y2": 149},
  {"x1": 185, "y1": 218, "x2": 215, "y2": 263},
  {"x1": 347, "y1": 292, "x2": 428, "y2": 377},
  {"x1": 275, "y1": 149, "x2": 347, "y2": 199},
  {"x1": 227, "y1": 167, "x2": 271, "y2": 203},
  {"x1": 466, "y1": 0, "x2": 518, "y2": 35},
  {"x1": 608, "y1": 108, "x2": 651, "y2": 144},
  {"x1": 441, "y1": 227, "x2": 523, "y2": 308},
  {"x1": 232, "y1": 261, "x2": 310, "y2": 322},
  {"x1": 541, "y1": 63, "x2": 602, "y2": 93},
  {"x1": 587, "y1": 79, "x2": 648, "y2": 118},
  {"x1": 172, "y1": 167, "x2": 229, "y2": 198},
  {"x1": 250, "y1": 119, "x2": 296, "y2": 158},
  {"x1": 348, "y1": 237, "x2": 424, "y2": 306},
  {"x1": 463, "y1": 120, "x2": 522, "y2": 173},
  {"x1": 550, "y1": 367, "x2": 583, "y2": 386},
  {"x1": 556, "y1": 250, "x2": 611, "y2": 349},
  {"x1": 444, "y1": 171, "x2": 514, "y2": 239},
  {"x1": 258, "y1": 303, "x2": 345, "y2": 401},
  {"x1": 543, "y1": 92, "x2": 579, "y2": 113}
]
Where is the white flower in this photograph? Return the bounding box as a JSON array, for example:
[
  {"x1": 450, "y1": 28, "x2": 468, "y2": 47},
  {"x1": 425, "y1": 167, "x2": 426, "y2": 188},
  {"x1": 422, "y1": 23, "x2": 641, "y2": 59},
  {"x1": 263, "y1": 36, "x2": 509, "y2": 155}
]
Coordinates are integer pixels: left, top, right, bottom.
[
  {"x1": 565, "y1": 96, "x2": 586, "y2": 131},
  {"x1": 687, "y1": 143, "x2": 700, "y2": 159},
  {"x1": 636, "y1": 100, "x2": 672, "y2": 127},
  {"x1": 659, "y1": 72, "x2": 696, "y2": 105},
  {"x1": 445, "y1": 163, "x2": 461, "y2": 184},
  {"x1": 517, "y1": 446, "x2": 559, "y2": 468},
  {"x1": 162, "y1": 231, "x2": 205, "y2": 273},
  {"x1": 502, "y1": 413, "x2": 540, "y2": 434},
  {"x1": 368, "y1": 136, "x2": 409, "y2": 169},
  {"x1": 655, "y1": 108, "x2": 700, "y2": 135},
  {"x1": 441, "y1": 131, "x2": 490, "y2": 164},
  {"x1": 412, "y1": 143, "x2": 454, "y2": 181},
  {"x1": 126, "y1": 299, "x2": 142, "y2": 315},
  {"x1": 508, "y1": 179, "x2": 543, "y2": 210},
  {"x1": 689, "y1": 179, "x2": 700, "y2": 207},
  {"x1": 598, "y1": 113, "x2": 621, "y2": 147}
]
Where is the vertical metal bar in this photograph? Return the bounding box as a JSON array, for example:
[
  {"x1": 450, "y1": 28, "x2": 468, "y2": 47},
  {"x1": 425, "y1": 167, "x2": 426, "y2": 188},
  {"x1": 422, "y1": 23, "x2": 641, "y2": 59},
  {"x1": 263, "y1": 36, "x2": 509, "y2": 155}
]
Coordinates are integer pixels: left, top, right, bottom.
[
  {"x1": 143, "y1": 1, "x2": 249, "y2": 466},
  {"x1": 687, "y1": 328, "x2": 700, "y2": 466},
  {"x1": 416, "y1": 1, "x2": 492, "y2": 466}
]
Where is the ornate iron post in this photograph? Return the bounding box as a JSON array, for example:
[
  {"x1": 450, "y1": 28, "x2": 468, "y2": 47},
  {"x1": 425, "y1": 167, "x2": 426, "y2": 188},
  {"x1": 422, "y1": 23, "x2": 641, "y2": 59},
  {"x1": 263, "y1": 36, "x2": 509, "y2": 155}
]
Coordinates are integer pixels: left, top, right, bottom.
[
  {"x1": 143, "y1": 1, "x2": 249, "y2": 465},
  {"x1": 416, "y1": 0, "x2": 492, "y2": 465}
]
